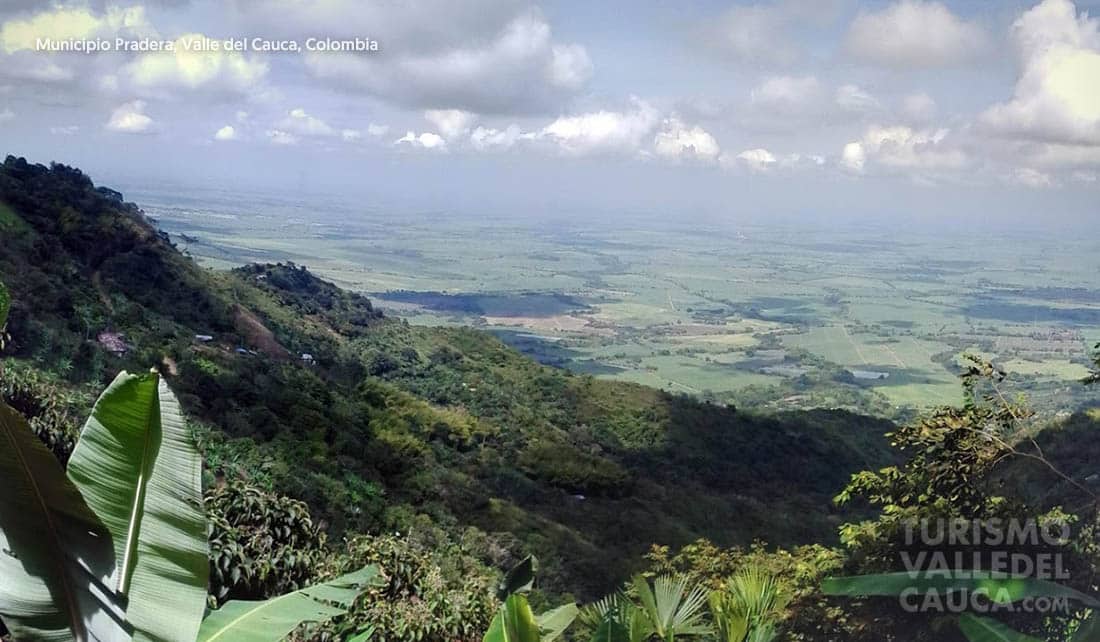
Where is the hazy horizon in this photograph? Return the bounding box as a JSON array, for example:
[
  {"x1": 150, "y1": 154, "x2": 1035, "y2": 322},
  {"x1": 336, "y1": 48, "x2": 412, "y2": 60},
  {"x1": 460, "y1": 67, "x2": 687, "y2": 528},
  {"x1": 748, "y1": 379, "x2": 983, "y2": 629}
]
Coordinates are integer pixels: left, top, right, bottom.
[{"x1": 2, "y1": 0, "x2": 1099, "y2": 227}]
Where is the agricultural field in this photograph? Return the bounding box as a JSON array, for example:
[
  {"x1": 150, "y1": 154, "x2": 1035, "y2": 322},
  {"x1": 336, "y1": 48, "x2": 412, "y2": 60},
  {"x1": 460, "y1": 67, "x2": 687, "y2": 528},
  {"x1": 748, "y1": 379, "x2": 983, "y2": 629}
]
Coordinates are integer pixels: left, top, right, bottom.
[{"x1": 132, "y1": 184, "x2": 1100, "y2": 417}]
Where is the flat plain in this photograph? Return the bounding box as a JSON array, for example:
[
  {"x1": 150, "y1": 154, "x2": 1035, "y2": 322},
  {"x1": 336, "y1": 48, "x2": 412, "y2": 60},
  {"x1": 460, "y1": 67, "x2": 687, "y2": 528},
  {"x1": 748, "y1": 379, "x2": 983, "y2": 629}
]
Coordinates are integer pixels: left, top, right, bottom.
[{"x1": 133, "y1": 184, "x2": 1100, "y2": 416}]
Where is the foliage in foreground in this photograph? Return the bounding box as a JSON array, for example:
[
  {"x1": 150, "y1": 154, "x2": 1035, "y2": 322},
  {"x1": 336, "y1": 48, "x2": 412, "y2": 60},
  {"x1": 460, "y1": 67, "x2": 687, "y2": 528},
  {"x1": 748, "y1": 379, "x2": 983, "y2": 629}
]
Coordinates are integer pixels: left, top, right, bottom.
[
  {"x1": 0, "y1": 156, "x2": 900, "y2": 598},
  {"x1": 207, "y1": 481, "x2": 329, "y2": 606},
  {"x1": 482, "y1": 556, "x2": 786, "y2": 642},
  {"x1": 0, "y1": 370, "x2": 379, "y2": 642},
  {"x1": 321, "y1": 533, "x2": 499, "y2": 642}
]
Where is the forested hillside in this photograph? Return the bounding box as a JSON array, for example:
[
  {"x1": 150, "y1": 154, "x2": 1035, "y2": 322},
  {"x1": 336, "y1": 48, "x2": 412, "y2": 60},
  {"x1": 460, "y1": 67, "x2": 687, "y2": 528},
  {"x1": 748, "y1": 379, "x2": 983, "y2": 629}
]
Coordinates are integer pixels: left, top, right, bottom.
[
  {"x1": 5, "y1": 156, "x2": 1100, "y2": 642},
  {"x1": 0, "y1": 156, "x2": 896, "y2": 597}
]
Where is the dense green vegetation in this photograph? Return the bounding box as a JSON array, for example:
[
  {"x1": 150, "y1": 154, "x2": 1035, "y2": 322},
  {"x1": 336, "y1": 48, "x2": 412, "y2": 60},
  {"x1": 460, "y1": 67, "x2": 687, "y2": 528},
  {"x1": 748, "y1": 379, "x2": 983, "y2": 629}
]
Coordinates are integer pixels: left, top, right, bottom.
[
  {"x1": 0, "y1": 156, "x2": 898, "y2": 599},
  {"x1": 3, "y1": 156, "x2": 1100, "y2": 641}
]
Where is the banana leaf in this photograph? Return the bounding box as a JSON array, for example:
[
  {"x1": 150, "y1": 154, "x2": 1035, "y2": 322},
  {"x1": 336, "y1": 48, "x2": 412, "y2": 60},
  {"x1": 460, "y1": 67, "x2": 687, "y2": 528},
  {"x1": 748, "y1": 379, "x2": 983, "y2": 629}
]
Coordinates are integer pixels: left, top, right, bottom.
[
  {"x1": 484, "y1": 594, "x2": 542, "y2": 642},
  {"x1": 197, "y1": 565, "x2": 379, "y2": 642},
  {"x1": 535, "y1": 603, "x2": 579, "y2": 642},
  {"x1": 67, "y1": 372, "x2": 209, "y2": 642},
  {"x1": 822, "y1": 571, "x2": 1099, "y2": 607},
  {"x1": 498, "y1": 556, "x2": 538, "y2": 599},
  {"x1": 0, "y1": 402, "x2": 128, "y2": 642}
]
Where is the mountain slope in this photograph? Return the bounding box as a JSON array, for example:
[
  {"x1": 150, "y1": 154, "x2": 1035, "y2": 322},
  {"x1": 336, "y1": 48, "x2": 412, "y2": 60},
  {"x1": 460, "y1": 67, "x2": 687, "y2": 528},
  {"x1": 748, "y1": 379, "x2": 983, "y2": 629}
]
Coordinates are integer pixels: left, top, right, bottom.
[{"x1": 0, "y1": 155, "x2": 899, "y2": 596}]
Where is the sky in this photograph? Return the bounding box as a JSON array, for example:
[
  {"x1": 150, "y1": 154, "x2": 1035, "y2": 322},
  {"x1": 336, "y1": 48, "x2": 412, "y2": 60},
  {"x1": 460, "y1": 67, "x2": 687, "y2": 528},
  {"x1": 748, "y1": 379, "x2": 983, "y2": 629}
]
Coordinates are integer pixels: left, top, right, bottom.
[{"x1": 0, "y1": 0, "x2": 1099, "y2": 225}]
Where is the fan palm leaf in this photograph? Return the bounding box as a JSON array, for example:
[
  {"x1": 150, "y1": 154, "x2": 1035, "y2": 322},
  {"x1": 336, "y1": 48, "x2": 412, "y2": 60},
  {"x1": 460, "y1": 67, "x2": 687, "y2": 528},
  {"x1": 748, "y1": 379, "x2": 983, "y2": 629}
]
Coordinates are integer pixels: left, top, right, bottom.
[{"x1": 633, "y1": 575, "x2": 710, "y2": 641}]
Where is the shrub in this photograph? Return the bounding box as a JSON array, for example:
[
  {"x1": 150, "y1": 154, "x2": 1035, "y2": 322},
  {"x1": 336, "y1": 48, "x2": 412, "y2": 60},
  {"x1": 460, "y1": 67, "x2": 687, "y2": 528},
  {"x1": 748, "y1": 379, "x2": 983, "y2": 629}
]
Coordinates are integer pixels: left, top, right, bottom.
[
  {"x1": 322, "y1": 533, "x2": 498, "y2": 642},
  {"x1": 0, "y1": 360, "x2": 88, "y2": 464},
  {"x1": 205, "y1": 481, "x2": 328, "y2": 605}
]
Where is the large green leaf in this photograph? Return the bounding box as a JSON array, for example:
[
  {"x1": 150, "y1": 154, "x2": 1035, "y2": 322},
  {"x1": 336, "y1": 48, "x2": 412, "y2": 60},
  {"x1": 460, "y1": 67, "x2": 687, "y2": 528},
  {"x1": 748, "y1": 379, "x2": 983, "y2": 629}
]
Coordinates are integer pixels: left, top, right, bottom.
[
  {"x1": 632, "y1": 575, "x2": 711, "y2": 640},
  {"x1": 498, "y1": 555, "x2": 538, "y2": 599},
  {"x1": 822, "y1": 572, "x2": 1100, "y2": 607},
  {"x1": 0, "y1": 402, "x2": 128, "y2": 642},
  {"x1": 66, "y1": 372, "x2": 209, "y2": 642},
  {"x1": 957, "y1": 614, "x2": 1042, "y2": 642},
  {"x1": 197, "y1": 566, "x2": 380, "y2": 642},
  {"x1": 535, "y1": 603, "x2": 579, "y2": 642},
  {"x1": 484, "y1": 594, "x2": 542, "y2": 642}
]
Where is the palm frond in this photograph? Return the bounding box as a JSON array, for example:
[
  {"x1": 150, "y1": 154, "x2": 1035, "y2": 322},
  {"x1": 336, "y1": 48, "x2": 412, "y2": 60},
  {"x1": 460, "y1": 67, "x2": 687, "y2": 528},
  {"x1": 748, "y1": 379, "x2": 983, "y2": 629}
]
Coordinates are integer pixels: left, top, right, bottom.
[{"x1": 633, "y1": 574, "x2": 710, "y2": 640}]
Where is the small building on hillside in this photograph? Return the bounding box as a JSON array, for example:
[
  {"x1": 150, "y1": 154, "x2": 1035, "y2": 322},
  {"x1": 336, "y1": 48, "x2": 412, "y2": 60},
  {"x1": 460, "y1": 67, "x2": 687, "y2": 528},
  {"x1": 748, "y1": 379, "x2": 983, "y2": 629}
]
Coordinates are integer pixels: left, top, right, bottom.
[{"x1": 97, "y1": 331, "x2": 130, "y2": 355}]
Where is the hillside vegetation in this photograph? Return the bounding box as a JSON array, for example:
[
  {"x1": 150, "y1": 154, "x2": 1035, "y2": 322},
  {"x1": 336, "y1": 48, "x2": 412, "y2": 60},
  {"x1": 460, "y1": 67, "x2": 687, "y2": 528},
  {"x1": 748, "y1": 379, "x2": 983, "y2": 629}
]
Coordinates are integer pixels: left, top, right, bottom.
[
  {"x1": 6, "y1": 156, "x2": 1100, "y2": 642},
  {"x1": 0, "y1": 156, "x2": 897, "y2": 597}
]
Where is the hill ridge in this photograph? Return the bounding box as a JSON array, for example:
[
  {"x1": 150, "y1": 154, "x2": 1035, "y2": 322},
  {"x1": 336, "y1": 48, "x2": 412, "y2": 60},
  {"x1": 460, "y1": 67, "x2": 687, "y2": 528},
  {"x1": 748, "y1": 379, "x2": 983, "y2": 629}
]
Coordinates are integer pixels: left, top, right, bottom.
[{"x1": 0, "y1": 154, "x2": 898, "y2": 595}]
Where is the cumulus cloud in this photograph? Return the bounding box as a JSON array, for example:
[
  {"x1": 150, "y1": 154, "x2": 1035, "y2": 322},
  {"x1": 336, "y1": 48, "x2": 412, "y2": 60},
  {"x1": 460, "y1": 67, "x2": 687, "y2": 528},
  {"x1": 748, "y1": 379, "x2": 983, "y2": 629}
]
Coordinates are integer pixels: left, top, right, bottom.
[
  {"x1": 548, "y1": 44, "x2": 593, "y2": 90},
  {"x1": 0, "y1": 5, "x2": 148, "y2": 54},
  {"x1": 424, "y1": 109, "x2": 477, "y2": 139},
  {"x1": 732, "y1": 148, "x2": 778, "y2": 172},
  {"x1": 286, "y1": 3, "x2": 591, "y2": 113},
  {"x1": 106, "y1": 100, "x2": 153, "y2": 133},
  {"x1": 367, "y1": 123, "x2": 390, "y2": 137},
  {"x1": 0, "y1": 5, "x2": 149, "y2": 87},
  {"x1": 341, "y1": 129, "x2": 361, "y2": 142},
  {"x1": 266, "y1": 129, "x2": 298, "y2": 145},
  {"x1": 214, "y1": 125, "x2": 237, "y2": 141},
  {"x1": 537, "y1": 99, "x2": 660, "y2": 155},
  {"x1": 653, "y1": 117, "x2": 720, "y2": 161},
  {"x1": 469, "y1": 124, "x2": 522, "y2": 151},
  {"x1": 395, "y1": 131, "x2": 447, "y2": 150},
  {"x1": 125, "y1": 33, "x2": 268, "y2": 96},
  {"x1": 277, "y1": 108, "x2": 335, "y2": 137},
  {"x1": 841, "y1": 125, "x2": 969, "y2": 175},
  {"x1": 721, "y1": 148, "x2": 824, "y2": 173},
  {"x1": 979, "y1": 0, "x2": 1100, "y2": 147},
  {"x1": 844, "y1": 1, "x2": 988, "y2": 68},
  {"x1": 393, "y1": 104, "x2": 718, "y2": 161},
  {"x1": 743, "y1": 77, "x2": 883, "y2": 127},
  {"x1": 841, "y1": 141, "x2": 867, "y2": 172},
  {"x1": 0, "y1": 107, "x2": 12, "y2": 122}
]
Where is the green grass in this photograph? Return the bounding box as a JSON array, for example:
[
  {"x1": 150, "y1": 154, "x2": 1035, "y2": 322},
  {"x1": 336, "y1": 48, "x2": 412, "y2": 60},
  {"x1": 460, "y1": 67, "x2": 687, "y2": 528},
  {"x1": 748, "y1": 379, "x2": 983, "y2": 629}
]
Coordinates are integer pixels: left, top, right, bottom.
[
  {"x1": 1001, "y1": 359, "x2": 1091, "y2": 380},
  {"x1": 604, "y1": 355, "x2": 784, "y2": 394}
]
